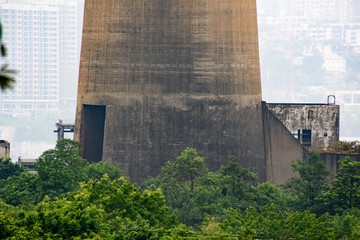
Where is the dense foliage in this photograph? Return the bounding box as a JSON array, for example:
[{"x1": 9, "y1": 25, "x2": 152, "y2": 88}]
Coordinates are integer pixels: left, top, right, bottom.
[
  {"x1": 0, "y1": 176, "x2": 178, "y2": 239},
  {"x1": 0, "y1": 139, "x2": 123, "y2": 205},
  {"x1": 1, "y1": 143, "x2": 360, "y2": 239},
  {"x1": 283, "y1": 153, "x2": 331, "y2": 213},
  {"x1": 318, "y1": 157, "x2": 360, "y2": 215}
]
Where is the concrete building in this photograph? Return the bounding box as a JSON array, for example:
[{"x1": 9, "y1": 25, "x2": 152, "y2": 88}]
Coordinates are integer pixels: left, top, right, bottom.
[
  {"x1": 344, "y1": 27, "x2": 360, "y2": 48},
  {"x1": 323, "y1": 53, "x2": 346, "y2": 74},
  {"x1": 75, "y1": 0, "x2": 310, "y2": 184},
  {"x1": 267, "y1": 103, "x2": 340, "y2": 150},
  {"x1": 333, "y1": 91, "x2": 360, "y2": 106},
  {"x1": 0, "y1": 140, "x2": 10, "y2": 158},
  {"x1": 18, "y1": 157, "x2": 37, "y2": 173}
]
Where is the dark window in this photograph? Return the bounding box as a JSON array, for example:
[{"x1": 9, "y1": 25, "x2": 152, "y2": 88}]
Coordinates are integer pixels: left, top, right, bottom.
[{"x1": 302, "y1": 129, "x2": 311, "y2": 147}]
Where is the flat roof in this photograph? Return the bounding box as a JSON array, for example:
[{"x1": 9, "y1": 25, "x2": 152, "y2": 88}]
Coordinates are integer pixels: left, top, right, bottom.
[
  {"x1": 267, "y1": 103, "x2": 338, "y2": 106},
  {"x1": 20, "y1": 158, "x2": 37, "y2": 163}
]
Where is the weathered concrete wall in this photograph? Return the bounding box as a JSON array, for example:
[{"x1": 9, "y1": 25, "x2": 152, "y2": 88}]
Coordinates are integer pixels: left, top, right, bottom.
[
  {"x1": 262, "y1": 103, "x2": 308, "y2": 183},
  {"x1": 267, "y1": 103, "x2": 340, "y2": 150},
  {"x1": 319, "y1": 153, "x2": 360, "y2": 177},
  {"x1": 0, "y1": 140, "x2": 10, "y2": 158},
  {"x1": 75, "y1": 0, "x2": 267, "y2": 182}
]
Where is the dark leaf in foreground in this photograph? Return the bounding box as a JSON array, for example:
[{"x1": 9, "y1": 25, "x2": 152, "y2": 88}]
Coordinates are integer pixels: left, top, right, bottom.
[
  {"x1": 1, "y1": 44, "x2": 6, "y2": 57},
  {"x1": 0, "y1": 73, "x2": 15, "y2": 90}
]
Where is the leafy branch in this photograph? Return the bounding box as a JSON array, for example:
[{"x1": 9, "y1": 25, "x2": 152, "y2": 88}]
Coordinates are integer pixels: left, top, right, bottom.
[{"x1": 0, "y1": 21, "x2": 16, "y2": 90}]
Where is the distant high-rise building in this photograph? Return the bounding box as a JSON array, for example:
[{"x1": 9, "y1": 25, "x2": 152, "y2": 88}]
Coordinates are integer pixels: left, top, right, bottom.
[
  {"x1": 58, "y1": 0, "x2": 80, "y2": 104},
  {"x1": 336, "y1": 0, "x2": 356, "y2": 23},
  {"x1": 0, "y1": 0, "x2": 80, "y2": 114},
  {"x1": 354, "y1": 0, "x2": 360, "y2": 20},
  {"x1": 258, "y1": 0, "x2": 356, "y2": 24},
  {"x1": 0, "y1": 2, "x2": 60, "y2": 113},
  {"x1": 303, "y1": 0, "x2": 337, "y2": 22}
]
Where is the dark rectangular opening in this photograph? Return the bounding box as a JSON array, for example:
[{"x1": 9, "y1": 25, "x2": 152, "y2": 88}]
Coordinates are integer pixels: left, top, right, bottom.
[
  {"x1": 23, "y1": 163, "x2": 35, "y2": 172},
  {"x1": 82, "y1": 104, "x2": 106, "y2": 163},
  {"x1": 302, "y1": 129, "x2": 312, "y2": 147}
]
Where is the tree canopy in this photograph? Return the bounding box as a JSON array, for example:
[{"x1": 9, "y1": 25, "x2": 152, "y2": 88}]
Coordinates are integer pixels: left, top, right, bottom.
[
  {"x1": 1, "y1": 145, "x2": 360, "y2": 239},
  {"x1": 283, "y1": 153, "x2": 331, "y2": 213}
]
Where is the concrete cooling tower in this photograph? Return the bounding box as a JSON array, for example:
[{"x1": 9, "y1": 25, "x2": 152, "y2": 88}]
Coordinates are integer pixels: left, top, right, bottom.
[{"x1": 75, "y1": 0, "x2": 307, "y2": 183}]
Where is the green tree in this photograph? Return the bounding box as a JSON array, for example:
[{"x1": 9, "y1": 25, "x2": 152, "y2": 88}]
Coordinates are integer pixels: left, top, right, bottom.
[
  {"x1": 36, "y1": 175, "x2": 178, "y2": 239},
  {"x1": 160, "y1": 148, "x2": 208, "y2": 192},
  {"x1": 169, "y1": 172, "x2": 232, "y2": 226},
  {"x1": 155, "y1": 150, "x2": 260, "y2": 226},
  {"x1": 84, "y1": 161, "x2": 123, "y2": 181},
  {"x1": 330, "y1": 208, "x2": 360, "y2": 239},
  {"x1": 283, "y1": 153, "x2": 330, "y2": 212},
  {"x1": 250, "y1": 182, "x2": 291, "y2": 212},
  {"x1": 0, "y1": 158, "x2": 31, "y2": 206},
  {"x1": 140, "y1": 176, "x2": 161, "y2": 192},
  {"x1": 0, "y1": 157, "x2": 24, "y2": 181},
  {"x1": 0, "y1": 172, "x2": 39, "y2": 206},
  {"x1": 319, "y1": 157, "x2": 360, "y2": 214},
  {"x1": 0, "y1": 200, "x2": 42, "y2": 239},
  {"x1": 35, "y1": 139, "x2": 88, "y2": 199},
  {"x1": 220, "y1": 205, "x2": 335, "y2": 240},
  {"x1": 158, "y1": 147, "x2": 208, "y2": 209},
  {"x1": 0, "y1": 140, "x2": 126, "y2": 206},
  {"x1": 219, "y1": 157, "x2": 257, "y2": 200},
  {"x1": 0, "y1": 176, "x2": 179, "y2": 239},
  {"x1": 0, "y1": 210, "x2": 42, "y2": 239},
  {"x1": 157, "y1": 148, "x2": 211, "y2": 226}
]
